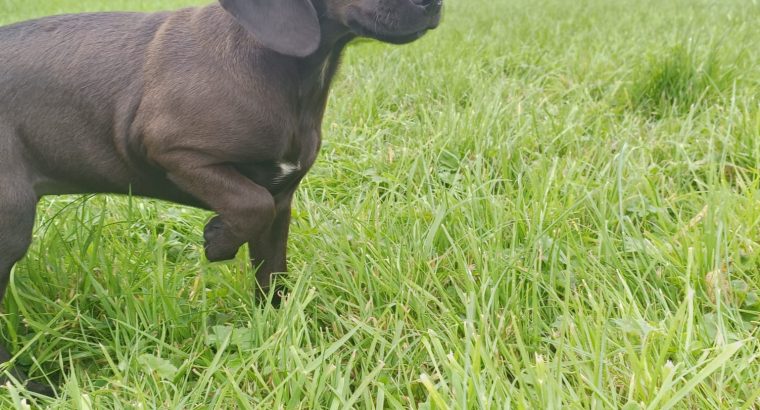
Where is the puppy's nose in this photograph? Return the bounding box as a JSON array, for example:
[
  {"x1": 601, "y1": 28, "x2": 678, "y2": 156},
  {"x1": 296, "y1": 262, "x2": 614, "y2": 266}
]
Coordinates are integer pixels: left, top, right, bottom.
[{"x1": 411, "y1": 0, "x2": 442, "y2": 14}]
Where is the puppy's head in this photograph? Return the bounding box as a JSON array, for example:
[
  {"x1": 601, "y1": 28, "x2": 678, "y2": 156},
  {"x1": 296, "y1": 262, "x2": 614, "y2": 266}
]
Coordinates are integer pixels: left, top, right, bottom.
[{"x1": 219, "y1": 0, "x2": 442, "y2": 57}]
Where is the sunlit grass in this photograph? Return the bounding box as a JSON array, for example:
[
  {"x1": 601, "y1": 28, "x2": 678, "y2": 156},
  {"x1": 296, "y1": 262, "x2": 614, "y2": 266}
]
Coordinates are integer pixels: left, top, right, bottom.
[{"x1": 1, "y1": 0, "x2": 759, "y2": 408}]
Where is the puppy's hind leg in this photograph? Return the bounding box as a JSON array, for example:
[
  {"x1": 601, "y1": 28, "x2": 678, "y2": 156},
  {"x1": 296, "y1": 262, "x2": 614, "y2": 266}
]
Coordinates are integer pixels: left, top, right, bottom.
[
  {"x1": 0, "y1": 172, "x2": 52, "y2": 395},
  {"x1": 0, "y1": 180, "x2": 37, "y2": 296}
]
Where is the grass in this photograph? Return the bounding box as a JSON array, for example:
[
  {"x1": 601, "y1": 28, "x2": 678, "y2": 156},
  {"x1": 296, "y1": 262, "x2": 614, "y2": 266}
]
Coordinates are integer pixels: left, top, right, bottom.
[{"x1": 1, "y1": 0, "x2": 760, "y2": 408}]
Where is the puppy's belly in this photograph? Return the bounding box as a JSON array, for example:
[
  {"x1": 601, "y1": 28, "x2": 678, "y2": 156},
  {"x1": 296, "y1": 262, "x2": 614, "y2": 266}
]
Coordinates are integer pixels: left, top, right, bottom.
[
  {"x1": 32, "y1": 168, "x2": 203, "y2": 209},
  {"x1": 30, "y1": 159, "x2": 301, "y2": 207},
  {"x1": 32, "y1": 178, "x2": 87, "y2": 197}
]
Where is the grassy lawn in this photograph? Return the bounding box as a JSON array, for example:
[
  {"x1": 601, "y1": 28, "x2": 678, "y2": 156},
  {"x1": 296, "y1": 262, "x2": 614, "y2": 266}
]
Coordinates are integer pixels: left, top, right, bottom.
[{"x1": 2, "y1": 0, "x2": 760, "y2": 408}]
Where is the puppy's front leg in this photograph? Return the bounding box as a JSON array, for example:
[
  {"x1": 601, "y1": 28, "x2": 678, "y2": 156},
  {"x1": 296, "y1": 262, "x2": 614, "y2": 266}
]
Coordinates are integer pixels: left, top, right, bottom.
[
  {"x1": 159, "y1": 156, "x2": 276, "y2": 262},
  {"x1": 249, "y1": 191, "x2": 295, "y2": 305}
]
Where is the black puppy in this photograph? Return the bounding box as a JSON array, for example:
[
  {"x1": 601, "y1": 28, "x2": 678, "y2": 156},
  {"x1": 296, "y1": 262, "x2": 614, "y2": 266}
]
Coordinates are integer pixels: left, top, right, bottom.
[{"x1": 0, "y1": 0, "x2": 441, "y2": 393}]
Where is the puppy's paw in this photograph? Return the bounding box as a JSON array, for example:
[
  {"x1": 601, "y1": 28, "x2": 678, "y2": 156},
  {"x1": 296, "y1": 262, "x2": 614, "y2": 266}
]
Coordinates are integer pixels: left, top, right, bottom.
[
  {"x1": 26, "y1": 380, "x2": 55, "y2": 397},
  {"x1": 203, "y1": 216, "x2": 241, "y2": 262},
  {"x1": 0, "y1": 372, "x2": 55, "y2": 397},
  {"x1": 270, "y1": 285, "x2": 288, "y2": 309},
  {"x1": 256, "y1": 285, "x2": 288, "y2": 309}
]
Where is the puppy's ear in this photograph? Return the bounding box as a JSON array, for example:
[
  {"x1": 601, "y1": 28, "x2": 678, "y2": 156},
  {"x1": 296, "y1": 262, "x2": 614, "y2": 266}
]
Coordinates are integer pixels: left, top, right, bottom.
[{"x1": 219, "y1": 0, "x2": 320, "y2": 57}]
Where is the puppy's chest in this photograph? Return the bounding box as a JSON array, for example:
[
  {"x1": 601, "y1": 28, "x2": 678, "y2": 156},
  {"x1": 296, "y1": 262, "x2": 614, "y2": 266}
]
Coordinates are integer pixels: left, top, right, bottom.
[
  {"x1": 237, "y1": 160, "x2": 303, "y2": 194},
  {"x1": 238, "y1": 125, "x2": 321, "y2": 195},
  {"x1": 238, "y1": 63, "x2": 333, "y2": 194}
]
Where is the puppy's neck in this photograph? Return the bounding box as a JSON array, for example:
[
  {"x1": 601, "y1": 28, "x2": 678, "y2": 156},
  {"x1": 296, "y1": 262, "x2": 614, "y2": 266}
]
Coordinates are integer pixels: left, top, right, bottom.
[
  {"x1": 300, "y1": 19, "x2": 354, "y2": 81},
  {"x1": 296, "y1": 20, "x2": 354, "y2": 116}
]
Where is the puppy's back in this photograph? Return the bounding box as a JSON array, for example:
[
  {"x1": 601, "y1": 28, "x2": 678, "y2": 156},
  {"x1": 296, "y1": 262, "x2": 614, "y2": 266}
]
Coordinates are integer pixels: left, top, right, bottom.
[{"x1": 0, "y1": 12, "x2": 170, "y2": 192}]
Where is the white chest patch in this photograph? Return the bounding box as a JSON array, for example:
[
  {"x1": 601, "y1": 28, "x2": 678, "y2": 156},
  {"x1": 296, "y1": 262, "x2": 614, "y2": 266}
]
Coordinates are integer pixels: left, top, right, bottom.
[{"x1": 274, "y1": 161, "x2": 301, "y2": 183}]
